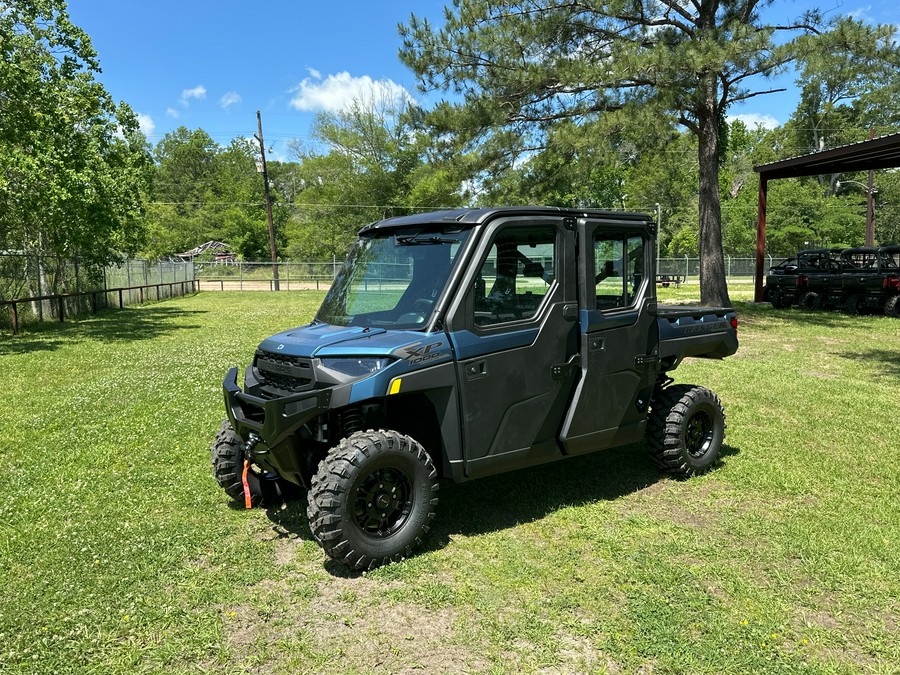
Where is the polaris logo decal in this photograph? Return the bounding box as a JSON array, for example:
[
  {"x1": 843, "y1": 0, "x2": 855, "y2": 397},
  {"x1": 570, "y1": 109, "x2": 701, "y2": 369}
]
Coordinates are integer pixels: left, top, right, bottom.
[{"x1": 402, "y1": 341, "x2": 445, "y2": 365}]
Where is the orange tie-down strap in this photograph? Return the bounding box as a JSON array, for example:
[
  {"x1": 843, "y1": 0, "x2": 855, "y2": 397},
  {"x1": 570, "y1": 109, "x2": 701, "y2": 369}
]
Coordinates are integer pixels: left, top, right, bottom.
[{"x1": 242, "y1": 459, "x2": 252, "y2": 509}]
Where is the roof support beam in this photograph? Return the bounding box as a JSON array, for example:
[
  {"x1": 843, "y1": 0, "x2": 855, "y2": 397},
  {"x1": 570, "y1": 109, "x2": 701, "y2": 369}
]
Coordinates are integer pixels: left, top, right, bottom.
[{"x1": 754, "y1": 175, "x2": 768, "y2": 303}]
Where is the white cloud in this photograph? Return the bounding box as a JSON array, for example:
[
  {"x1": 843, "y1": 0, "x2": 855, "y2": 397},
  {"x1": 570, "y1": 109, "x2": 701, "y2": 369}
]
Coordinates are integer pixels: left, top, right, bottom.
[
  {"x1": 728, "y1": 113, "x2": 780, "y2": 130},
  {"x1": 289, "y1": 70, "x2": 413, "y2": 112},
  {"x1": 180, "y1": 85, "x2": 207, "y2": 106},
  {"x1": 136, "y1": 113, "x2": 155, "y2": 136},
  {"x1": 166, "y1": 107, "x2": 179, "y2": 119},
  {"x1": 220, "y1": 91, "x2": 242, "y2": 110},
  {"x1": 848, "y1": 5, "x2": 872, "y2": 21}
]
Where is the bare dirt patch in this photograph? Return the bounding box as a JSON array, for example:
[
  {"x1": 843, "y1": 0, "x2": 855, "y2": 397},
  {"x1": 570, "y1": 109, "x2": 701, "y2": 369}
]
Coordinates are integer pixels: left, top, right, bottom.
[
  {"x1": 536, "y1": 634, "x2": 623, "y2": 674},
  {"x1": 303, "y1": 576, "x2": 483, "y2": 673},
  {"x1": 273, "y1": 537, "x2": 295, "y2": 566},
  {"x1": 224, "y1": 572, "x2": 485, "y2": 673}
]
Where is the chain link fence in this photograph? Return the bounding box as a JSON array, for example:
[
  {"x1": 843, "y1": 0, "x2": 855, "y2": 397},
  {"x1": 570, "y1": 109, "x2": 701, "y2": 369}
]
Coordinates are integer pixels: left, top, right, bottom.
[
  {"x1": 194, "y1": 260, "x2": 342, "y2": 291},
  {"x1": 1, "y1": 255, "x2": 195, "y2": 332},
  {"x1": 195, "y1": 256, "x2": 782, "y2": 291},
  {"x1": 657, "y1": 255, "x2": 780, "y2": 282},
  {"x1": 2, "y1": 253, "x2": 782, "y2": 331}
]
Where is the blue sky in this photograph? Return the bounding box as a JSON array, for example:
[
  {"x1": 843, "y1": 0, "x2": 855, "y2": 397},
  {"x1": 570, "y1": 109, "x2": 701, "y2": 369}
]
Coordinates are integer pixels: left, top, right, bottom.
[{"x1": 68, "y1": 0, "x2": 897, "y2": 162}]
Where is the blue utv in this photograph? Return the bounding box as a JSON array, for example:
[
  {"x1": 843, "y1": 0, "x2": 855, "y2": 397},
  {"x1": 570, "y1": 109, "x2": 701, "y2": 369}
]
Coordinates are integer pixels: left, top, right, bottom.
[{"x1": 213, "y1": 207, "x2": 738, "y2": 570}]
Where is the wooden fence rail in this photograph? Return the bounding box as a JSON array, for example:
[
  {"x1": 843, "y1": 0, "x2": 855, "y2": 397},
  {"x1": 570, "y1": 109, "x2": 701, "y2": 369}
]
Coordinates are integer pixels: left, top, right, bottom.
[{"x1": 1, "y1": 280, "x2": 199, "y2": 335}]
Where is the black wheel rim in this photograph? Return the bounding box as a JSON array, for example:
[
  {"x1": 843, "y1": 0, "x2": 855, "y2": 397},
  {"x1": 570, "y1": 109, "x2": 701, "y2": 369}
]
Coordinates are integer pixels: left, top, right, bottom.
[
  {"x1": 354, "y1": 467, "x2": 413, "y2": 538},
  {"x1": 685, "y1": 409, "x2": 714, "y2": 458}
]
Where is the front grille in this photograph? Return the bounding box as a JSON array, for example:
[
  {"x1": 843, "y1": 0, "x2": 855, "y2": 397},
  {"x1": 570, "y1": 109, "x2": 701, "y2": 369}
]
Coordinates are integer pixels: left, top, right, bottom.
[{"x1": 254, "y1": 350, "x2": 314, "y2": 395}]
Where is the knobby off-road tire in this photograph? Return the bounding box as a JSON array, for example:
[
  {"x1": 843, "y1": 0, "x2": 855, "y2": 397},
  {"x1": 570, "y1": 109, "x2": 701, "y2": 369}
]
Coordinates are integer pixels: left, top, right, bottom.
[
  {"x1": 884, "y1": 294, "x2": 900, "y2": 318},
  {"x1": 798, "y1": 291, "x2": 822, "y2": 310},
  {"x1": 211, "y1": 420, "x2": 285, "y2": 507},
  {"x1": 770, "y1": 290, "x2": 791, "y2": 309},
  {"x1": 647, "y1": 385, "x2": 726, "y2": 478},
  {"x1": 845, "y1": 294, "x2": 863, "y2": 315},
  {"x1": 307, "y1": 430, "x2": 438, "y2": 571}
]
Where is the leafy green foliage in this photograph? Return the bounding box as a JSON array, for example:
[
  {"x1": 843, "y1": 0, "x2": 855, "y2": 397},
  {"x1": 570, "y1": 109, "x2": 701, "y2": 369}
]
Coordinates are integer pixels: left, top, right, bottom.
[
  {"x1": 0, "y1": 0, "x2": 151, "y2": 271},
  {"x1": 284, "y1": 94, "x2": 465, "y2": 260},
  {"x1": 399, "y1": 0, "x2": 849, "y2": 306},
  {"x1": 789, "y1": 17, "x2": 900, "y2": 154},
  {"x1": 143, "y1": 130, "x2": 287, "y2": 260}
]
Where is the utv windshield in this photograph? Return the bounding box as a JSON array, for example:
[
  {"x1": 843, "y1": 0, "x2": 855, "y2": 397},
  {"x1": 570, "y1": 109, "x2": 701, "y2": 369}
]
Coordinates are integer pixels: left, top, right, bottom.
[
  {"x1": 316, "y1": 226, "x2": 472, "y2": 329},
  {"x1": 878, "y1": 248, "x2": 900, "y2": 271}
]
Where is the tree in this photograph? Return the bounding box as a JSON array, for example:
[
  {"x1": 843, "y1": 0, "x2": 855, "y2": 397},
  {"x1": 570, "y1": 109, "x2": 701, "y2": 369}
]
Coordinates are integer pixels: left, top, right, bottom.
[
  {"x1": 143, "y1": 128, "x2": 220, "y2": 258},
  {"x1": 788, "y1": 18, "x2": 899, "y2": 157},
  {"x1": 0, "y1": 0, "x2": 151, "y2": 278},
  {"x1": 874, "y1": 171, "x2": 900, "y2": 246},
  {"x1": 399, "y1": 1, "x2": 892, "y2": 306},
  {"x1": 286, "y1": 91, "x2": 465, "y2": 260},
  {"x1": 143, "y1": 130, "x2": 286, "y2": 260}
]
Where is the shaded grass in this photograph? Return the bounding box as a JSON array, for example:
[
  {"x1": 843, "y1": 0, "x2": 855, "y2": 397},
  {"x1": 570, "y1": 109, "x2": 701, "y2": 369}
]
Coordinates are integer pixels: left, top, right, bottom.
[{"x1": 2, "y1": 291, "x2": 898, "y2": 673}]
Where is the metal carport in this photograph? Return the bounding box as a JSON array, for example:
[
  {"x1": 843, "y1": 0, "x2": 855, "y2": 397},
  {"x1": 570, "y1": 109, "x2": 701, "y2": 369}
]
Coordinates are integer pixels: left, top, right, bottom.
[{"x1": 753, "y1": 132, "x2": 900, "y2": 302}]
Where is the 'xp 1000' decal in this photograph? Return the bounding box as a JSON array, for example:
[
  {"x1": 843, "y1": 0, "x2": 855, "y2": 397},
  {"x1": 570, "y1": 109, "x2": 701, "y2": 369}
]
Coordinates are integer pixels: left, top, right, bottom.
[{"x1": 400, "y1": 341, "x2": 447, "y2": 365}]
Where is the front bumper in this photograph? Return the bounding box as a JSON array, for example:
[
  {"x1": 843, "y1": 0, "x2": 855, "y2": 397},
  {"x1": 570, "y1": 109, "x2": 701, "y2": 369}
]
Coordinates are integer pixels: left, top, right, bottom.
[
  {"x1": 223, "y1": 366, "x2": 340, "y2": 449},
  {"x1": 224, "y1": 366, "x2": 352, "y2": 486}
]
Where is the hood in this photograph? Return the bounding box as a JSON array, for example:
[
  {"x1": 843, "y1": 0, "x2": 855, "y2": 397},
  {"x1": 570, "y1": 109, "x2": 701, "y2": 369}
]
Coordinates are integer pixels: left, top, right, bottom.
[{"x1": 258, "y1": 322, "x2": 444, "y2": 360}]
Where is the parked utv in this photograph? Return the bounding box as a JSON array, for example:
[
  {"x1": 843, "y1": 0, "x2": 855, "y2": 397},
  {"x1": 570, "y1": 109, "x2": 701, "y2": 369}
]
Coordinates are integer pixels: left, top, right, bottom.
[
  {"x1": 213, "y1": 208, "x2": 738, "y2": 570},
  {"x1": 763, "y1": 248, "x2": 848, "y2": 309},
  {"x1": 841, "y1": 245, "x2": 900, "y2": 316}
]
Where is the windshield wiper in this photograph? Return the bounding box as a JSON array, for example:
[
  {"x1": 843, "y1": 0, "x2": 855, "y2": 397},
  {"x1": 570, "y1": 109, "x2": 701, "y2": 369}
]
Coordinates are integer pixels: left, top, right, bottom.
[{"x1": 395, "y1": 233, "x2": 458, "y2": 245}]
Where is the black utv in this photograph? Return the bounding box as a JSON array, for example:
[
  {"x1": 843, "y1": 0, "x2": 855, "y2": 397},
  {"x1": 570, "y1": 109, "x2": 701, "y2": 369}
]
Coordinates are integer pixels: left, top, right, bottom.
[
  {"x1": 840, "y1": 245, "x2": 900, "y2": 316},
  {"x1": 763, "y1": 248, "x2": 849, "y2": 309}
]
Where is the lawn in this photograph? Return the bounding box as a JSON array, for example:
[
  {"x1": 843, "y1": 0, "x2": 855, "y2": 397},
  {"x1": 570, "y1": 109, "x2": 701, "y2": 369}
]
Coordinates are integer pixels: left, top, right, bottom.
[{"x1": 2, "y1": 290, "x2": 898, "y2": 674}]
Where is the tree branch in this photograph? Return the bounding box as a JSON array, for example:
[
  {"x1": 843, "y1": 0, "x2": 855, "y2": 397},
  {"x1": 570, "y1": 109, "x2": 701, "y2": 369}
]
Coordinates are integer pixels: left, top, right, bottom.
[
  {"x1": 679, "y1": 115, "x2": 700, "y2": 135},
  {"x1": 658, "y1": 0, "x2": 697, "y2": 26},
  {"x1": 726, "y1": 87, "x2": 787, "y2": 105}
]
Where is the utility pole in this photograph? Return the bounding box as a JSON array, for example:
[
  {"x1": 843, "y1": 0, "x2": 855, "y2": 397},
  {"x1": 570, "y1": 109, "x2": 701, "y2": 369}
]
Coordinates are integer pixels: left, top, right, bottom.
[
  {"x1": 866, "y1": 126, "x2": 875, "y2": 246},
  {"x1": 256, "y1": 111, "x2": 280, "y2": 290}
]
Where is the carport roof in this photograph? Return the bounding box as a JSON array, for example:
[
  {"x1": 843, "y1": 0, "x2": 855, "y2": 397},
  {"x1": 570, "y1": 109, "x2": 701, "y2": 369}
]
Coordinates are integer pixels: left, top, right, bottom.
[{"x1": 754, "y1": 132, "x2": 900, "y2": 179}]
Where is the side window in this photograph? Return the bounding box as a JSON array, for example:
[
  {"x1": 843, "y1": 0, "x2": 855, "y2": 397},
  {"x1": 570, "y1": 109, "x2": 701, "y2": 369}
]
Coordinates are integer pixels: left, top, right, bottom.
[
  {"x1": 473, "y1": 226, "x2": 556, "y2": 326},
  {"x1": 594, "y1": 233, "x2": 645, "y2": 310}
]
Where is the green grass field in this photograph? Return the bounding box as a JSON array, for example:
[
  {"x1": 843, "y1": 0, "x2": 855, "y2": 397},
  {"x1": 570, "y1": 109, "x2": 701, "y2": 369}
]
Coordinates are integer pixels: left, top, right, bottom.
[{"x1": 2, "y1": 291, "x2": 898, "y2": 674}]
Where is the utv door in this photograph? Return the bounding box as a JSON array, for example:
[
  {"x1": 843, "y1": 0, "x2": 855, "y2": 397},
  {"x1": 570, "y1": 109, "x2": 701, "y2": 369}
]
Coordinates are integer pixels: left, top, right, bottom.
[
  {"x1": 444, "y1": 216, "x2": 579, "y2": 479},
  {"x1": 559, "y1": 218, "x2": 658, "y2": 454}
]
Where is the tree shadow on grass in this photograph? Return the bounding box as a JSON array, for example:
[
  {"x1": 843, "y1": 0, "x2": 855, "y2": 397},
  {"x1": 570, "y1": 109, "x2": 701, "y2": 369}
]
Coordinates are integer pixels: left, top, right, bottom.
[
  {"x1": 735, "y1": 300, "x2": 896, "y2": 332},
  {"x1": 262, "y1": 441, "x2": 740, "y2": 577},
  {"x1": 835, "y1": 349, "x2": 900, "y2": 380},
  {"x1": 0, "y1": 305, "x2": 206, "y2": 355}
]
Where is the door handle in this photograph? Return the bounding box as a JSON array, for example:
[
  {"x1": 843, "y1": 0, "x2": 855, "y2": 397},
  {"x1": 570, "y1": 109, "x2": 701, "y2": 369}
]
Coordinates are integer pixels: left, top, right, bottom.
[{"x1": 465, "y1": 361, "x2": 487, "y2": 380}]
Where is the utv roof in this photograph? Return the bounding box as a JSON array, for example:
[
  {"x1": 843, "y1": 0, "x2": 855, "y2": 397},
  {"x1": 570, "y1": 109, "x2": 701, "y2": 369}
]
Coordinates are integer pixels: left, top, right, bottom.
[
  {"x1": 358, "y1": 207, "x2": 652, "y2": 235},
  {"x1": 795, "y1": 248, "x2": 845, "y2": 262}
]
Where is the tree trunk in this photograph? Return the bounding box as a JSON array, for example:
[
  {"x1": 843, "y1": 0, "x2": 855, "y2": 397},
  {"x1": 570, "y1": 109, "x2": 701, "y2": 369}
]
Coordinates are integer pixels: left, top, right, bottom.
[{"x1": 696, "y1": 77, "x2": 731, "y2": 308}]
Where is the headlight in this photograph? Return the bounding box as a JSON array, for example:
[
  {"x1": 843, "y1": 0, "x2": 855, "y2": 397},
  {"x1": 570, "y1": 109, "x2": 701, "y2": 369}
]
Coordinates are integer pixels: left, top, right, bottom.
[{"x1": 318, "y1": 357, "x2": 390, "y2": 378}]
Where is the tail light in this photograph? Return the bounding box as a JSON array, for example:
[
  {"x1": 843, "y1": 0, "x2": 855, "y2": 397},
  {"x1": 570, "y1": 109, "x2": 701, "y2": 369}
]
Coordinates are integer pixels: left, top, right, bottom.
[
  {"x1": 884, "y1": 275, "x2": 899, "y2": 290},
  {"x1": 796, "y1": 275, "x2": 809, "y2": 288},
  {"x1": 730, "y1": 316, "x2": 738, "y2": 335}
]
